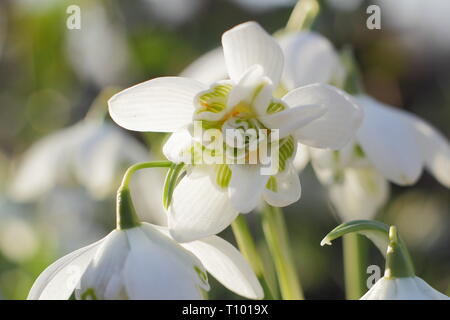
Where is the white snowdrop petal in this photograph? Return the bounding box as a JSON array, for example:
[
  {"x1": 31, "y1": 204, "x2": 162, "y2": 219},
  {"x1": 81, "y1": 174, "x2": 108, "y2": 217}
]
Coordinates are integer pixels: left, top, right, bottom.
[
  {"x1": 169, "y1": 169, "x2": 239, "y2": 242},
  {"x1": 259, "y1": 103, "x2": 327, "y2": 139},
  {"x1": 27, "y1": 236, "x2": 105, "y2": 300},
  {"x1": 162, "y1": 127, "x2": 194, "y2": 163},
  {"x1": 222, "y1": 21, "x2": 284, "y2": 85},
  {"x1": 263, "y1": 163, "x2": 301, "y2": 207},
  {"x1": 77, "y1": 230, "x2": 130, "y2": 300},
  {"x1": 361, "y1": 276, "x2": 450, "y2": 300},
  {"x1": 124, "y1": 226, "x2": 206, "y2": 300},
  {"x1": 413, "y1": 277, "x2": 450, "y2": 300},
  {"x1": 328, "y1": 166, "x2": 389, "y2": 222},
  {"x1": 356, "y1": 96, "x2": 423, "y2": 185},
  {"x1": 108, "y1": 77, "x2": 207, "y2": 132},
  {"x1": 228, "y1": 164, "x2": 269, "y2": 213},
  {"x1": 283, "y1": 84, "x2": 363, "y2": 149},
  {"x1": 181, "y1": 235, "x2": 264, "y2": 299},
  {"x1": 404, "y1": 113, "x2": 450, "y2": 187},
  {"x1": 279, "y1": 31, "x2": 343, "y2": 90}
]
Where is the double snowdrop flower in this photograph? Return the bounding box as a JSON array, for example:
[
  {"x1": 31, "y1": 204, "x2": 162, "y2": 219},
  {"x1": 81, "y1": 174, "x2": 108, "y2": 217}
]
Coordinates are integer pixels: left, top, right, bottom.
[
  {"x1": 28, "y1": 222, "x2": 263, "y2": 300},
  {"x1": 109, "y1": 21, "x2": 363, "y2": 242},
  {"x1": 322, "y1": 220, "x2": 450, "y2": 300}
]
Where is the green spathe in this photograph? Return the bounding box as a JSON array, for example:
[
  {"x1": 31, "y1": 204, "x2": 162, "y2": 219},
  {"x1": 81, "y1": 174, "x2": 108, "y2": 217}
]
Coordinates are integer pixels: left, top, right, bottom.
[{"x1": 321, "y1": 220, "x2": 415, "y2": 279}]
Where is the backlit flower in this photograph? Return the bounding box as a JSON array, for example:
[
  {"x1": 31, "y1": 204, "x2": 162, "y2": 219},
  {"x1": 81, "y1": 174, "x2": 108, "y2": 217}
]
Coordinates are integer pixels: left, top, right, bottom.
[{"x1": 109, "y1": 22, "x2": 363, "y2": 242}]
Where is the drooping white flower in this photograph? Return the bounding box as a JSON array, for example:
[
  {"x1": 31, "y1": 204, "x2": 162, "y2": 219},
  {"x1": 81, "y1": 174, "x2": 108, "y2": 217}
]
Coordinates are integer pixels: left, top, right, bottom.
[
  {"x1": 10, "y1": 119, "x2": 149, "y2": 201},
  {"x1": 28, "y1": 222, "x2": 263, "y2": 300},
  {"x1": 310, "y1": 145, "x2": 389, "y2": 221},
  {"x1": 354, "y1": 95, "x2": 450, "y2": 187},
  {"x1": 109, "y1": 21, "x2": 363, "y2": 241},
  {"x1": 361, "y1": 276, "x2": 450, "y2": 300},
  {"x1": 65, "y1": 3, "x2": 130, "y2": 87}
]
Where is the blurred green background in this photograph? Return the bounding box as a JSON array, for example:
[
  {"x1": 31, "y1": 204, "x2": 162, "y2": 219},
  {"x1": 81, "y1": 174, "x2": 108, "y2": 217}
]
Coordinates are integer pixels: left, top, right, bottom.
[{"x1": 0, "y1": 0, "x2": 449, "y2": 299}]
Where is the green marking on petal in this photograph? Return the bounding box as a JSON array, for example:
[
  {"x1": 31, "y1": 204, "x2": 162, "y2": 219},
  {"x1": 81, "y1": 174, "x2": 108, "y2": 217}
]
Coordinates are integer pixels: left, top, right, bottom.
[
  {"x1": 197, "y1": 84, "x2": 233, "y2": 115},
  {"x1": 81, "y1": 288, "x2": 98, "y2": 300},
  {"x1": 216, "y1": 164, "x2": 232, "y2": 188},
  {"x1": 266, "y1": 101, "x2": 286, "y2": 114},
  {"x1": 278, "y1": 135, "x2": 295, "y2": 172},
  {"x1": 266, "y1": 176, "x2": 278, "y2": 192},
  {"x1": 354, "y1": 144, "x2": 365, "y2": 158},
  {"x1": 194, "y1": 265, "x2": 208, "y2": 286}
]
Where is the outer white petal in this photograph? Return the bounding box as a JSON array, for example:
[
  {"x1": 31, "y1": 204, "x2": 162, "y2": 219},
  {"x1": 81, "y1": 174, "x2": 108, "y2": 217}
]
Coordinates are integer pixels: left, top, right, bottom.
[
  {"x1": 356, "y1": 96, "x2": 423, "y2": 185},
  {"x1": 279, "y1": 31, "x2": 344, "y2": 90},
  {"x1": 169, "y1": 169, "x2": 239, "y2": 242},
  {"x1": 413, "y1": 277, "x2": 450, "y2": 300},
  {"x1": 181, "y1": 235, "x2": 264, "y2": 299},
  {"x1": 328, "y1": 166, "x2": 389, "y2": 222},
  {"x1": 361, "y1": 276, "x2": 450, "y2": 300},
  {"x1": 124, "y1": 225, "x2": 207, "y2": 300},
  {"x1": 282, "y1": 84, "x2": 363, "y2": 149},
  {"x1": 181, "y1": 47, "x2": 228, "y2": 84},
  {"x1": 259, "y1": 103, "x2": 327, "y2": 139},
  {"x1": 222, "y1": 21, "x2": 284, "y2": 85},
  {"x1": 360, "y1": 277, "x2": 393, "y2": 300},
  {"x1": 108, "y1": 77, "x2": 207, "y2": 132},
  {"x1": 228, "y1": 164, "x2": 269, "y2": 213},
  {"x1": 76, "y1": 230, "x2": 130, "y2": 299},
  {"x1": 403, "y1": 113, "x2": 450, "y2": 187},
  {"x1": 263, "y1": 163, "x2": 301, "y2": 207},
  {"x1": 27, "y1": 237, "x2": 105, "y2": 300}
]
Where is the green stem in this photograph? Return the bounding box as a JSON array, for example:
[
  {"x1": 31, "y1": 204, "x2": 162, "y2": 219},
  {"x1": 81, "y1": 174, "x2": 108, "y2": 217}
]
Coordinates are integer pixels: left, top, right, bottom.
[
  {"x1": 116, "y1": 161, "x2": 172, "y2": 230},
  {"x1": 261, "y1": 205, "x2": 304, "y2": 300},
  {"x1": 343, "y1": 233, "x2": 367, "y2": 300},
  {"x1": 231, "y1": 215, "x2": 274, "y2": 300}
]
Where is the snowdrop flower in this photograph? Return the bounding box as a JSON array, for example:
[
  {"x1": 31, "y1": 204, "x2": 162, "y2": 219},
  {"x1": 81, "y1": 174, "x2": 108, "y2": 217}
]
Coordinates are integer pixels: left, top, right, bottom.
[
  {"x1": 310, "y1": 94, "x2": 450, "y2": 220},
  {"x1": 362, "y1": 226, "x2": 449, "y2": 300},
  {"x1": 109, "y1": 21, "x2": 363, "y2": 242},
  {"x1": 28, "y1": 168, "x2": 263, "y2": 300},
  {"x1": 10, "y1": 119, "x2": 149, "y2": 201},
  {"x1": 353, "y1": 95, "x2": 450, "y2": 187},
  {"x1": 362, "y1": 276, "x2": 450, "y2": 300},
  {"x1": 28, "y1": 223, "x2": 262, "y2": 300},
  {"x1": 322, "y1": 220, "x2": 450, "y2": 300},
  {"x1": 309, "y1": 145, "x2": 389, "y2": 221},
  {"x1": 66, "y1": 3, "x2": 130, "y2": 87}
]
